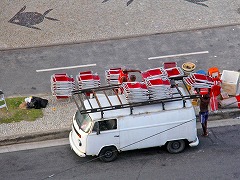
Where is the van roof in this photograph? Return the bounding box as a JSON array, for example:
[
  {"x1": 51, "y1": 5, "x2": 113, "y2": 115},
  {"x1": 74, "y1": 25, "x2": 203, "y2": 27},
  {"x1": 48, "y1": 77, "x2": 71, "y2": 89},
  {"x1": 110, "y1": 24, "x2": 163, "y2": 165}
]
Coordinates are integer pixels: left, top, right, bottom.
[{"x1": 83, "y1": 87, "x2": 193, "y2": 120}]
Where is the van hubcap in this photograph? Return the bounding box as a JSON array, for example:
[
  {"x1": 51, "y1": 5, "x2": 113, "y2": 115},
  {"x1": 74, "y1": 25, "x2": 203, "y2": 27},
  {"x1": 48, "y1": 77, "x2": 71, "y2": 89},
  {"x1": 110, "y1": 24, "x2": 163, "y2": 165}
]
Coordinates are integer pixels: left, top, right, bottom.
[
  {"x1": 172, "y1": 142, "x2": 180, "y2": 149},
  {"x1": 105, "y1": 151, "x2": 113, "y2": 158}
]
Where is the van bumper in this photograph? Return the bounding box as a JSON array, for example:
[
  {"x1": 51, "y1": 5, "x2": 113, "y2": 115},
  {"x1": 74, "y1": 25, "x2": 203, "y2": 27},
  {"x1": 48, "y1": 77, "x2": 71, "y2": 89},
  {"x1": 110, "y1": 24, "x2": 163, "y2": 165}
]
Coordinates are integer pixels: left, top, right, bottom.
[
  {"x1": 189, "y1": 137, "x2": 199, "y2": 147},
  {"x1": 69, "y1": 131, "x2": 86, "y2": 157}
]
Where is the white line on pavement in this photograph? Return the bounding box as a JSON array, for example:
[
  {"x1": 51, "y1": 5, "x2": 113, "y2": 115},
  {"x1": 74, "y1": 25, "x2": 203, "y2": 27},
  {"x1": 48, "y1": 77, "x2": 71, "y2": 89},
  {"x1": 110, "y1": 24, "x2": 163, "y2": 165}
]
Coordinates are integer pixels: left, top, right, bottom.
[
  {"x1": 36, "y1": 64, "x2": 97, "y2": 72},
  {"x1": 148, "y1": 51, "x2": 209, "y2": 60}
]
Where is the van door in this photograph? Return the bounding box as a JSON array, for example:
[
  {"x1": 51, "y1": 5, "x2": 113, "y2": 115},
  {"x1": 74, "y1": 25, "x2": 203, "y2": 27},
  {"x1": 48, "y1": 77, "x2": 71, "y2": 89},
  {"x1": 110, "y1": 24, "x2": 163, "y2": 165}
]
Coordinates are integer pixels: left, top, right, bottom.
[{"x1": 86, "y1": 119, "x2": 120, "y2": 155}]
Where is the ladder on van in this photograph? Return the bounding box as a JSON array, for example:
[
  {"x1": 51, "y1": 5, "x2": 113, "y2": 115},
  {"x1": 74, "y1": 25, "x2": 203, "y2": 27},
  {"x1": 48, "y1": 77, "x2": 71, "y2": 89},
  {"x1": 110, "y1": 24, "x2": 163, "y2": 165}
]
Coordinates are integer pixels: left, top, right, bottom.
[{"x1": 71, "y1": 76, "x2": 200, "y2": 118}]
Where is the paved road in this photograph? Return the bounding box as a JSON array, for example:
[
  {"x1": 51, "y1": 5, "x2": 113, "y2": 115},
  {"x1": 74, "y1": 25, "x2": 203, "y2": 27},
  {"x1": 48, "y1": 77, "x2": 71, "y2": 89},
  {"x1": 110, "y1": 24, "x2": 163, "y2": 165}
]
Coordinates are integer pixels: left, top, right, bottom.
[
  {"x1": 1, "y1": 25, "x2": 239, "y2": 97},
  {"x1": 1, "y1": 124, "x2": 240, "y2": 180},
  {"x1": 1, "y1": 0, "x2": 240, "y2": 49}
]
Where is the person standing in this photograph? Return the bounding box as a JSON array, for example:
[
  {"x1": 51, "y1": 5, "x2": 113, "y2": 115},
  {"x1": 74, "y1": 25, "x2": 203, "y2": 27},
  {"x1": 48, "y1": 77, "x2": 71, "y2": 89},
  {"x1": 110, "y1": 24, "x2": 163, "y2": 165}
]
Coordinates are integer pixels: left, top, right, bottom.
[
  {"x1": 129, "y1": 74, "x2": 136, "y2": 82},
  {"x1": 199, "y1": 91, "x2": 210, "y2": 137},
  {"x1": 118, "y1": 69, "x2": 141, "y2": 84}
]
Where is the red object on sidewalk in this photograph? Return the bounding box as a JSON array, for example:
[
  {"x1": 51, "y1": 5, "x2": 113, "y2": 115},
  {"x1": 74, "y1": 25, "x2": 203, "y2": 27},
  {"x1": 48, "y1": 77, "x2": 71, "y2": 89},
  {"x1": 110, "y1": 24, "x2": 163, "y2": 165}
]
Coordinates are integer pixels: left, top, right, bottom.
[
  {"x1": 210, "y1": 85, "x2": 221, "y2": 97},
  {"x1": 236, "y1": 95, "x2": 240, "y2": 108},
  {"x1": 209, "y1": 84, "x2": 221, "y2": 111},
  {"x1": 210, "y1": 95, "x2": 218, "y2": 111},
  {"x1": 208, "y1": 67, "x2": 221, "y2": 78}
]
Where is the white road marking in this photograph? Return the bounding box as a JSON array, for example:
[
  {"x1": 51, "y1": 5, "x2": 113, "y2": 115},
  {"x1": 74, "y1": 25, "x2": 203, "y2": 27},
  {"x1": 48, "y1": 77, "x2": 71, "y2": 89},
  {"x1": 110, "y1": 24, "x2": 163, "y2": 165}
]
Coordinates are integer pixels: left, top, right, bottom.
[
  {"x1": 148, "y1": 51, "x2": 209, "y2": 60},
  {"x1": 36, "y1": 64, "x2": 97, "y2": 72}
]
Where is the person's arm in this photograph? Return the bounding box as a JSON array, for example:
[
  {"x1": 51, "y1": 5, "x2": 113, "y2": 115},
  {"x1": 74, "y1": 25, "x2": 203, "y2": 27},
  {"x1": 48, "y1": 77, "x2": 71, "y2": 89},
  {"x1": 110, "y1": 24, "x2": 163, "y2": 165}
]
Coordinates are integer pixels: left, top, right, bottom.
[{"x1": 200, "y1": 95, "x2": 210, "y2": 104}]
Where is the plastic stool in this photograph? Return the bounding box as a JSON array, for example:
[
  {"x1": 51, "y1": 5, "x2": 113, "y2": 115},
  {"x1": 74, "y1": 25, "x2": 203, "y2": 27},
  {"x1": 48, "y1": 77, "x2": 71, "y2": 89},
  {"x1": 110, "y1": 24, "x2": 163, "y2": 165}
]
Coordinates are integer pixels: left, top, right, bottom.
[
  {"x1": 196, "y1": 70, "x2": 206, "y2": 75},
  {"x1": 208, "y1": 67, "x2": 220, "y2": 78}
]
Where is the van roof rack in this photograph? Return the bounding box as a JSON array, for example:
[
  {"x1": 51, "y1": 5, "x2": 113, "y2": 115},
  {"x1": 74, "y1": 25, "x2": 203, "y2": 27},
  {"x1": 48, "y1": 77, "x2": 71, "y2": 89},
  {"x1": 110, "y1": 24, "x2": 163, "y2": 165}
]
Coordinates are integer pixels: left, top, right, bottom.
[{"x1": 71, "y1": 76, "x2": 200, "y2": 118}]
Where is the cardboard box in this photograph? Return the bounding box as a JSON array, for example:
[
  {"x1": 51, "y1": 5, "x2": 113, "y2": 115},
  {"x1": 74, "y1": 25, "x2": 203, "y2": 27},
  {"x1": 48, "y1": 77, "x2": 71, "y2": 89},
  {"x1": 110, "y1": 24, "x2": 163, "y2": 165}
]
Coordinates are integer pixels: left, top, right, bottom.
[{"x1": 221, "y1": 70, "x2": 240, "y2": 96}]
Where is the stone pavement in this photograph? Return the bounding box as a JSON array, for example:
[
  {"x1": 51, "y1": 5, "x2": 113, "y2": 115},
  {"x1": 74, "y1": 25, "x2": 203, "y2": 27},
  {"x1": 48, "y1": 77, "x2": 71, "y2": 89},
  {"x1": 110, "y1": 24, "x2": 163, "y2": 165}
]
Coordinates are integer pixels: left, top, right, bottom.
[
  {"x1": 0, "y1": 93, "x2": 240, "y2": 146},
  {"x1": 1, "y1": 0, "x2": 240, "y2": 50},
  {"x1": 0, "y1": 95, "x2": 77, "y2": 146}
]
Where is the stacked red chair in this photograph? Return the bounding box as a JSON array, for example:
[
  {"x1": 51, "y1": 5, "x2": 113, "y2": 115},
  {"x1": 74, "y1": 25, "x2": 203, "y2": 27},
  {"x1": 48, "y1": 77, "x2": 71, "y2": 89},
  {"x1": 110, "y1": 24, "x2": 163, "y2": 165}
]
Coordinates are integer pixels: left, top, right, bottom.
[
  {"x1": 146, "y1": 77, "x2": 172, "y2": 100},
  {"x1": 165, "y1": 67, "x2": 184, "y2": 78},
  {"x1": 162, "y1": 62, "x2": 184, "y2": 78},
  {"x1": 163, "y1": 62, "x2": 177, "y2": 69},
  {"x1": 141, "y1": 67, "x2": 167, "y2": 81},
  {"x1": 183, "y1": 73, "x2": 214, "y2": 89},
  {"x1": 219, "y1": 95, "x2": 240, "y2": 109},
  {"x1": 51, "y1": 73, "x2": 75, "y2": 98},
  {"x1": 121, "y1": 82, "x2": 149, "y2": 103},
  {"x1": 76, "y1": 71, "x2": 101, "y2": 90},
  {"x1": 105, "y1": 68, "x2": 122, "y2": 85}
]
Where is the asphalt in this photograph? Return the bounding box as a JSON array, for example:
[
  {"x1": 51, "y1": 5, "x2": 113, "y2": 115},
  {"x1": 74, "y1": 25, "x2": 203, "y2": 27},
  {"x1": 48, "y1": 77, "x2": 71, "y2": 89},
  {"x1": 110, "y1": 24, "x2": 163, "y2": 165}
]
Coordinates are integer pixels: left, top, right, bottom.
[
  {"x1": 1, "y1": 117, "x2": 240, "y2": 154},
  {"x1": 1, "y1": 0, "x2": 240, "y2": 146}
]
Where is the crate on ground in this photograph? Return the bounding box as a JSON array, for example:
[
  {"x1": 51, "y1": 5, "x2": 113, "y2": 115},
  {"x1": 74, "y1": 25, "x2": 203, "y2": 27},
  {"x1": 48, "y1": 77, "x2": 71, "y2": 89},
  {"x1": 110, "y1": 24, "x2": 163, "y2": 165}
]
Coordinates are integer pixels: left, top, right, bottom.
[{"x1": 220, "y1": 70, "x2": 240, "y2": 96}]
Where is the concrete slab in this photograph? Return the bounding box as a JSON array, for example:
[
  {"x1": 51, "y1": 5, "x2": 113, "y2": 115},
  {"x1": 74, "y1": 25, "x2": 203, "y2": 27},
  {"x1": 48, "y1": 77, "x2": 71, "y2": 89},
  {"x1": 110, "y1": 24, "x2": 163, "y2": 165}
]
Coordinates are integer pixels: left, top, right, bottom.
[{"x1": 1, "y1": 0, "x2": 240, "y2": 50}]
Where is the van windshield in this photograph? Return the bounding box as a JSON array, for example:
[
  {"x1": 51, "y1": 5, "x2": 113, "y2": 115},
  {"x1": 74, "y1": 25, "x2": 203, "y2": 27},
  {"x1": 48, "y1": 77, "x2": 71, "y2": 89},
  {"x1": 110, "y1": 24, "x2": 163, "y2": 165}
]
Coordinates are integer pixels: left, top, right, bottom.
[{"x1": 75, "y1": 110, "x2": 92, "y2": 133}]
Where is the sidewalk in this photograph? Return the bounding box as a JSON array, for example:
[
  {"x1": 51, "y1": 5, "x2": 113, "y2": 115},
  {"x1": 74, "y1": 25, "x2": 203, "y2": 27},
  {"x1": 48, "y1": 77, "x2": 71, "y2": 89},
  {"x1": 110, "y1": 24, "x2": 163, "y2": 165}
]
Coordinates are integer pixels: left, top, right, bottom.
[
  {"x1": 1, "y1": 0, "x2": 240, "y2": 50},
  {"x1": 0, "y1": 94, "x2": 239, "y2": 146},
  {"x1": 0, "y1": 95, "x2": 77, "y2": 146}
]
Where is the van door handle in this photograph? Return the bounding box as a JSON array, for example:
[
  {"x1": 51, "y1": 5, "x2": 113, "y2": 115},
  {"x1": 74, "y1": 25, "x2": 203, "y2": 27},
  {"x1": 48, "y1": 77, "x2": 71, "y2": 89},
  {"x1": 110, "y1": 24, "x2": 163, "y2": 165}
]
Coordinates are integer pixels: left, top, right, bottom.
[{"x1": 114, "y1": 135, "x2": 119, "y2": 137}]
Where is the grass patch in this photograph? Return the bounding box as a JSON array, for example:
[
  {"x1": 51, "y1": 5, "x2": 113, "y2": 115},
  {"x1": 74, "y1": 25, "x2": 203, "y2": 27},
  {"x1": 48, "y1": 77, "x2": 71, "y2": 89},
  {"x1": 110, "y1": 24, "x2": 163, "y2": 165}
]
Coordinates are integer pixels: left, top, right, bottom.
[{"x1": 0, "y1": 97, "x2": 43, "y2": 124}]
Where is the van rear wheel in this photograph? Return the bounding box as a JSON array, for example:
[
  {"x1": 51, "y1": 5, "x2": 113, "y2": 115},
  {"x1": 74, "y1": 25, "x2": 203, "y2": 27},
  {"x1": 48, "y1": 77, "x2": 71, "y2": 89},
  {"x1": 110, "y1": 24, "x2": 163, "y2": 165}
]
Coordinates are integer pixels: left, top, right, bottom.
[
  {"x1": 99, "y1": 146, "x2": 118, "y2": 162},
  {"x1": 166, "y1": 140, "x2": 185, "y2": 154}
]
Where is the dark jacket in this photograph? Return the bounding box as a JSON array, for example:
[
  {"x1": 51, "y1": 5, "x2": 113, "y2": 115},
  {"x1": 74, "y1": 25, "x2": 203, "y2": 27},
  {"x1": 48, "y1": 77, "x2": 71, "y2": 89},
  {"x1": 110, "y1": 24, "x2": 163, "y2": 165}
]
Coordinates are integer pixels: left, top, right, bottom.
[{"x1": 200, "y1": 94, "x2": 210, "y2": 112}]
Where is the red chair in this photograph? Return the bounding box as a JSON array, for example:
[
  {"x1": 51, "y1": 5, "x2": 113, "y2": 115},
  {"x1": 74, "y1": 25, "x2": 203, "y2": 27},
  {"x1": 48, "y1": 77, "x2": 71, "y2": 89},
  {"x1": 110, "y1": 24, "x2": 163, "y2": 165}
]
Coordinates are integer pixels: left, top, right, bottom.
[
  {"x1": 163, "y1": 62, "x2": 177, "y2": 69},
  {"x1": 208, "y1": 67, "x2": 220, "y2": 78}
]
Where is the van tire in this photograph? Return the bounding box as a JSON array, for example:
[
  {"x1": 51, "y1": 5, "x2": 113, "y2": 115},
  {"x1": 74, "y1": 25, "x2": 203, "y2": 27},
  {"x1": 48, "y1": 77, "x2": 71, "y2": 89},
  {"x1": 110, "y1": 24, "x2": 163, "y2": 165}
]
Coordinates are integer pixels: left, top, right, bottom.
[
  {"x1": 166, "y1": 140, "x2": 185, "y2": 154},
  {"x1": 99, "y1": 146, "x2": 118, "y2": 162}
]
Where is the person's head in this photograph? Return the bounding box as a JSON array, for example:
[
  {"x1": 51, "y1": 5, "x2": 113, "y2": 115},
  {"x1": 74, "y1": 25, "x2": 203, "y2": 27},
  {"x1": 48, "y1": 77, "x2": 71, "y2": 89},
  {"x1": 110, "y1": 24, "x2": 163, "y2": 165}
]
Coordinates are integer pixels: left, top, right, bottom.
[
  {"x1": 121, "y1": 76, "x2": 128, "y2": 83},
  {"x1": 129, "y1": 75, "x2": 136, "y2": 82},
  {"x1": 122, "y1": 69, "x2": 128, "y2": 74},
  {"x1": 202, "y1": 92, "x2": 210, "y2": 99}
]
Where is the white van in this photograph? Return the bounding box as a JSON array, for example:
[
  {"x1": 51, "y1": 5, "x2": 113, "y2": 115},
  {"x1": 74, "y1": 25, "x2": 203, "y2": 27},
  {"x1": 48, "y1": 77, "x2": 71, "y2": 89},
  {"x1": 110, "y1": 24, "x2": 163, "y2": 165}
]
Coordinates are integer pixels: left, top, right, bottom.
[{"x1": 69, "y1": 85, "x2": 199, "y2": 162}]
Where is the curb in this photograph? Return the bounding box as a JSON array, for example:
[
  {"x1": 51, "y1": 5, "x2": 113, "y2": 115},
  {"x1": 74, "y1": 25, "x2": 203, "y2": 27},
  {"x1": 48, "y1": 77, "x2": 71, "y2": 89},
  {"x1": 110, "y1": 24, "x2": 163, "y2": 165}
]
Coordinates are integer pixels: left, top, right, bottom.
[
  {"x1": 0, "y1": 128, "x2": 70, "y2": 146},
  {"x1": 196, "y1": 108, "x2": 240, "y2": 121}
]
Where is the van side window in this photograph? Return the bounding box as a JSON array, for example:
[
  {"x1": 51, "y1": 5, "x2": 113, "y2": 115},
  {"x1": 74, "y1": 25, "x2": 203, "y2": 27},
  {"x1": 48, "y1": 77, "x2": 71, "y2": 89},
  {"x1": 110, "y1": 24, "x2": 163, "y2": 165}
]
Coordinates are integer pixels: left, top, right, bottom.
[{"x1": 92, "y1": 119, "x2": 117, "y2": 132}]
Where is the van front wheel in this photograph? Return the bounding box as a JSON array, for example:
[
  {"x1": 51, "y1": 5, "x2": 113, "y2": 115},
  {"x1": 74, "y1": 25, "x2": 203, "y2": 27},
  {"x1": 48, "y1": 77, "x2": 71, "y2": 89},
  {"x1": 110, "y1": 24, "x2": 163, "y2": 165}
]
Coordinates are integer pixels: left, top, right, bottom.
[
  {"x1": 166, "y1": 140, "x2": 185, "y2": 154},
  {"x1": 99, "y1": 146, "x2": 118, "y2": 162}
]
